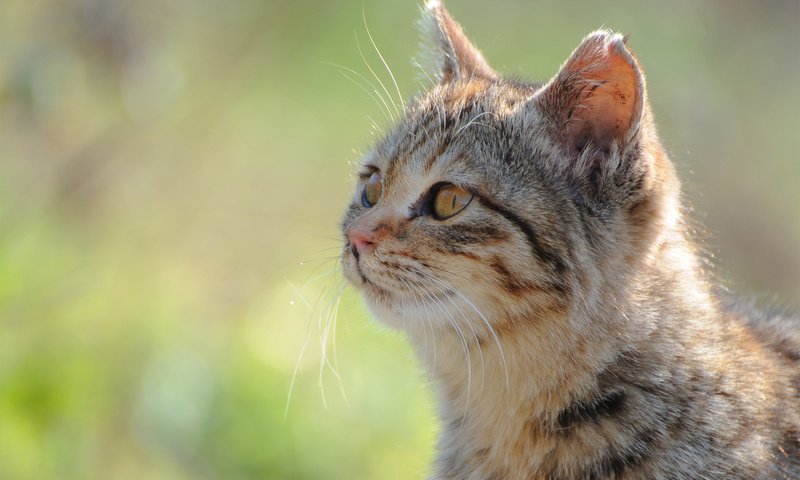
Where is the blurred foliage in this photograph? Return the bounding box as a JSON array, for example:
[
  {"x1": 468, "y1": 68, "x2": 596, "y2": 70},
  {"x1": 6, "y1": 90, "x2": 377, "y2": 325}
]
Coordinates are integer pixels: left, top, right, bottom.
[{"x1": 0, "y1": 0, "x2": 797, "y2": 479}]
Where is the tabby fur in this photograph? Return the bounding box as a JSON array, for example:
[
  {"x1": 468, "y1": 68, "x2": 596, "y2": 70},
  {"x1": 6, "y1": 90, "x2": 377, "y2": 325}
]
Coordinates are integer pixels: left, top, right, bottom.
[{"x1": 340, "y1": 2, "x2": 800, "y2": 478}]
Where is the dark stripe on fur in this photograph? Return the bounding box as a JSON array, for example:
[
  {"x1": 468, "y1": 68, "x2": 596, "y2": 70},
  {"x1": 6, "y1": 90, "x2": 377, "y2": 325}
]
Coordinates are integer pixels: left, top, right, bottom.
[
  {"x1": 556, "y1": 389, "x2": 627, "y2": 432},
  {"x1": 476, "y1": 193, "x2": 568, "y2": 276},
  {"x1": 581, "y1": 427, "x2": 657, "y2": 479},
  {"x1": 424, "y1": 136, "x2": 451, "y2": 172},
  {"x1": 387, "y1": 111, "x2": 457, "y2": 186},
  {"x1": 544, "y1": 426, "x2": 658, "y2": 480},
  {"x1": 488, "y1": 256, "x2": 551, "y2": 295}
]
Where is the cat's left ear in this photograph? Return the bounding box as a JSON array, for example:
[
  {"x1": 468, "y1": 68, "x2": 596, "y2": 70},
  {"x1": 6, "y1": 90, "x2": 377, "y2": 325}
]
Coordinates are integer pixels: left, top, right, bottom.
[
  {"x1": 535, "y1": 30, "x2": 646, "y2": 160},
  {"x1": 418, "y1": 1, "x2": 497, "y2": 83}
]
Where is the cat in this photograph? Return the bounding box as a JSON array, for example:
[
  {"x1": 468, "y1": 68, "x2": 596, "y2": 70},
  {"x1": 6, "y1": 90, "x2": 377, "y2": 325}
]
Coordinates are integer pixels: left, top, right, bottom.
[{"x1": 339, "y1": 1, "x2": 800, "y2": 478}]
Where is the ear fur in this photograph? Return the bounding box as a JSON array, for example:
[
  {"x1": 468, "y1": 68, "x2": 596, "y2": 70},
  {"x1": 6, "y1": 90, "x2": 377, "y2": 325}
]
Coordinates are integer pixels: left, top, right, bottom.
[
  {"x1": 418, "y1": 0, "x2": 497, "y2": 83},
  {"x1": 536, "y1": 30, "x2": 646, "y2": 158}
]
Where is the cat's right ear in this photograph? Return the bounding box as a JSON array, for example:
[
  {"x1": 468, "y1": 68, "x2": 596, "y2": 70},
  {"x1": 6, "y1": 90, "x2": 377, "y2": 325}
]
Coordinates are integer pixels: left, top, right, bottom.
[
  {"x1": 534, "y1": 30, "x2": 646, "y2": 164},
  {"x1": 418, "y1": 0, "x2": 497, "y2": 83}
]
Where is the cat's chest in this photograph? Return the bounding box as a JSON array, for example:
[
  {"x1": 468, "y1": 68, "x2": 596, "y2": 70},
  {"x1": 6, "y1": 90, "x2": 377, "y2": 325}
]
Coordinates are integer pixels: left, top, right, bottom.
[{"x1": 435, "y1": 411, "x2": 559, "y2": 480}]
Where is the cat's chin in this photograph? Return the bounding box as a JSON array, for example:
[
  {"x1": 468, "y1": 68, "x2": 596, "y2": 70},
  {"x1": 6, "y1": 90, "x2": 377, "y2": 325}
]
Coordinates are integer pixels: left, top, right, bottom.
[
  {"x1": 363, "y1": 299, "x2": 412, "y2": 330},
  {"x1": 344, "y1": 275, "x2": 454, "y2": 332},
  {"x1": 342, "y1": 253, "x2": 391, "y2": 297},
  {"x1": 361, "y1": 285, "x2": 486, "y2": 335},
  {"x1": 363, "y1": 295, "x2": 451, "y2": 332},
  {"x1": 341, "y1": 249, "x2": 484, "y2": 333},
  {"x1": 354, "y1": 284, "x2": 429, "y2": 331}
]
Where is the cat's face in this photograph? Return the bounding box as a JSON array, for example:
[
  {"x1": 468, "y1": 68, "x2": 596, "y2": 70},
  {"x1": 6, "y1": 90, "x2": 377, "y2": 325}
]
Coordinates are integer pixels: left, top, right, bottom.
[
  {"x1": 341, "y1": 4, "x2": 665, "y2": 337},
  {"x1": 341, "y1": 79, "x2": 571, "y2": 333}
]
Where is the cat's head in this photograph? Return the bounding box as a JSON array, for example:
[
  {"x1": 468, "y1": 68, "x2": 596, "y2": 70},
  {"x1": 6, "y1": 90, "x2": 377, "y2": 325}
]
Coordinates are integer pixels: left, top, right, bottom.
[{"x1": 340, "y1": 2, "x2": 679, "y2": 337}]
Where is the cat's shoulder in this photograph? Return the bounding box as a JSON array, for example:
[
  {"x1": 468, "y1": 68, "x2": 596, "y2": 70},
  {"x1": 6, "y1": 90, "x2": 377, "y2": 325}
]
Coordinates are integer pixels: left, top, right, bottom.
[{"x1": 720, "y1": 294, "x2": 800, "y2": 365}]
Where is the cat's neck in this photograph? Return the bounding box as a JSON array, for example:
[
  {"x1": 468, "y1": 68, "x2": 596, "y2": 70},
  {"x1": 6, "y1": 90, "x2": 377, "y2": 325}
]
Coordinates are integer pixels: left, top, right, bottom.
[{"x1": 407, "y1": 206, "x2": 718, "y2": 462}]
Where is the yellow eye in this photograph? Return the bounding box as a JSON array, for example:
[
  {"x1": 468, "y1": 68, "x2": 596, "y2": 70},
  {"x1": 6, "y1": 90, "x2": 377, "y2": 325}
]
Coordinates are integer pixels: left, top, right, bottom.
[
  {"x1": 433, "y1": 184, "x2": 473, "y2": 219},
  {"x1": 362, "y1": 172, "x2": 382, "y2": 207}
]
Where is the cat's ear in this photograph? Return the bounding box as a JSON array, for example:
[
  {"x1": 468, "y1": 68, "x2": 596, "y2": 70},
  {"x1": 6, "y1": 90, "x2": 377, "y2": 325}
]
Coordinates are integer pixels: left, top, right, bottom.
[
  {"x1": 418, "y1": 0, "x2": 497, "y2": 83},
  {"x1": 535, "y1": 30, "x2": 645, "y2": 159}
]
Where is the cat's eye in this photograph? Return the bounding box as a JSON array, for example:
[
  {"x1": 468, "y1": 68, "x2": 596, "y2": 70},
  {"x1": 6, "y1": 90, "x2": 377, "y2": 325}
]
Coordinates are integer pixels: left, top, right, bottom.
[
  {"x1": 432, "y1": 184, "x2": 473, "y2": 220},
  {"x1": 362, "y1": 172, "x2": 382, "y2": 208}
]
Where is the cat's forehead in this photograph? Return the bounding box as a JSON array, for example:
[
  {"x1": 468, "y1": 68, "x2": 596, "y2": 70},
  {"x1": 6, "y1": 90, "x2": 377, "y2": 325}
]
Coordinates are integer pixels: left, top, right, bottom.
[
  {"x1": 365, "y1": 80, "x2": 535, "y2": 173},
  {"x1": 361, "y1": 129, "x2": 476, "y2": 205},
  {"x1": 411, "y1": 79, "x2": 534, "y2": 121}
]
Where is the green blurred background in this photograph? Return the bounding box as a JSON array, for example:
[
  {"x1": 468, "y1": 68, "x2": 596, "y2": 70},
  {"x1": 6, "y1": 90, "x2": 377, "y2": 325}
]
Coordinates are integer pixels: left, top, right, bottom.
[{"x1": 0, "y1": 0, "x2": 797, "y2": 478}]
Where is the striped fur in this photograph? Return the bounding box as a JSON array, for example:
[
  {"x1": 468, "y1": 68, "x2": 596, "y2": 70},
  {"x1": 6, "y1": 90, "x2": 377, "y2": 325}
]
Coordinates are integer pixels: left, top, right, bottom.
[{"x1": 340, "y1": 3, "x2": 799, "y2": 478}]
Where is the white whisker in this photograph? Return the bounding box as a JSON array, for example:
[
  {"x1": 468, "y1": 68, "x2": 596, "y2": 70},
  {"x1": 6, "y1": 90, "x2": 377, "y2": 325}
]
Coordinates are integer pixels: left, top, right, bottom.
[
  {"x1": 284, "y1": 278, "x2": 329, "y2": 418},
  {"x1": 404, "y1": 272, "x2": 475, "y2": 423},
  {"x1": 354, "y1": 31, "x2": 401, "y2": 119},
  {"x1": 285, "y1": 314, "x2": 312, "y2": 420},
  {"x1": 362, "y1": 6, "x2": 405, "y2": 112},
  {"x1": 400, "y1": 277, "x2": 439, "y2": 372},
  {"x1": 318, "y1": 278, "x2": 348, "y2": 409},
  {"x1": 325, "y1": 62, "x2": 393, "y2": 124},
  {"x1": 285, "y1": 255, "x2": 349, "y2": 415},
  {"x1": 416, "y1": 267, "x2": 510, "y2": 390},
  {"x1": 412, "y1": 59, "x2": 437, "y2": 89}
]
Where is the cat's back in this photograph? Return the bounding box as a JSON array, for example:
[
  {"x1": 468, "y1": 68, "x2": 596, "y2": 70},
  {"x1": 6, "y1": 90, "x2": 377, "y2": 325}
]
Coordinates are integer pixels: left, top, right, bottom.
[
  {"x1": 716, "y1": 297, "x2": 800, "y2": 478},
  {"x1": 723, "y1": 297, "x2": 800, "y2": 371}
]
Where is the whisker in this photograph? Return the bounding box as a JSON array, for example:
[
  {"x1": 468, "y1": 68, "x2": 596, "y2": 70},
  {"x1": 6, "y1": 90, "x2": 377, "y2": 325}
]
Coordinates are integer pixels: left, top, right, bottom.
[
  {"x1": 415, "y1": 266, "x2": 510, "y2": 390},
  {"x1": 411, "y1": 270, "x2": 486, "y2": 390},
  {"x1": 365, "y1": 114, "x2": 386, "y2": 137},
  {"x1": 285, "y1": 264, "x2": 349, "y2": 413},
  {"x1": 284, "y1": 278, "x2": 331, "y2": 418},
  {"x1": 300, "y1": 267, "x2": 340, "y2": 290},
  {"x1": 287, "y1": 279, "x2": 316, "y2": 311},
  {"x1": 298, "y1": 244, "x2": 343, "y2": 254},
  {"x1": 322, "y1": 282, "x2": 349, "y2": 406},
  {"x1": 285, "y1": 313, "x2": 313, "y2": 420},
  {"x1": 455, "y1": 112, "x2": 499, "y2": 137},
  {"x1": 329, "y1": 65, "x2": 394, "y2": 124},
  {"x1": 354, "y1": 31, "x2": 401, "y2": 119},
  {"x1": 298, "y1": 254, "x2": 341, "y2": 265},
  {"x1": 299, "y1": 231, "x2": 344, "y2": 242},
  {"x1": 400, "y1": 277, "x2": 438, "y2": 372},
  {"x1": 362, "y1": 6, "x2": 405, "y2": 111},
  {"x1": 402, "y1": 272, "x2": 474, "y2": 423},
  {"x1": 412, "y1": 59, "x2": 437, "y2": 89},
  {"x1": 296, "y1": 258, "x2": 341, "y2": 290},
  {"x1": 317, "y1": 278, "x2": 347, "y2": 410}
]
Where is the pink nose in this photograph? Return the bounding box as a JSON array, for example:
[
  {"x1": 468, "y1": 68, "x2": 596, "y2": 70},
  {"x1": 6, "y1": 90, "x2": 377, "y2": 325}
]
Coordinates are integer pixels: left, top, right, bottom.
[{"x1": 348, "y1": 227, "x2": 376, "y2": 256}]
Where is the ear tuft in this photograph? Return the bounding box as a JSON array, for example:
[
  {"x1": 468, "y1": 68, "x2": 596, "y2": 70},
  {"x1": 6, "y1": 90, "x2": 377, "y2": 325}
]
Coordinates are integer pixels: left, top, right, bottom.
[
  {"x1": 417, "y1": 1, "x2": 496, "y2": 83},
  {"x1": 536, "y1": 29, "x2": 646, "y2": 156}
]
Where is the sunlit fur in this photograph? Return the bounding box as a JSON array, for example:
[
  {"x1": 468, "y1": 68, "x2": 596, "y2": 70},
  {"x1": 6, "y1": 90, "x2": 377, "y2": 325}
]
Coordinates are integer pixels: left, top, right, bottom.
[{"x1": 340, "y1": 3, "x2": 799, "y2": 479}]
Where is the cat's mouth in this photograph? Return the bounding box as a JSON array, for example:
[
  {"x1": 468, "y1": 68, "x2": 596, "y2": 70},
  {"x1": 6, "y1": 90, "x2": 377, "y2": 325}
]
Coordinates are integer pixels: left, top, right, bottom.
[
  {"x1": 343, "y1": 244, "x2": 457, "y2": 304},
  {"x1": 343, "y1": 244, "x2": 391, "y2": 298},
  {"x1": 353, "y1": 257, "x2": 379, "y2": 290}
]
